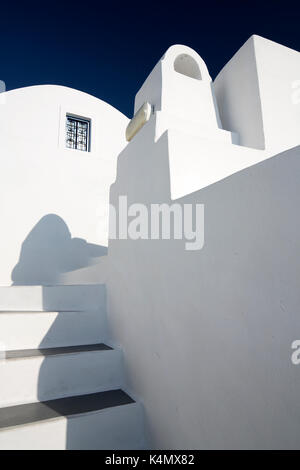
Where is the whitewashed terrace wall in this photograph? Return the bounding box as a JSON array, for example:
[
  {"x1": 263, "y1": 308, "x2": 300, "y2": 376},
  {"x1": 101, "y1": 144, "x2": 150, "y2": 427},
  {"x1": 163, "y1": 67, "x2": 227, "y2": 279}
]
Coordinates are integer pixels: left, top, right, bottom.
[
  {"x1": 108, "y1": 122, "x2": 300, "y2": 448},
  {"x1": 107, "y1": 40, "x2": 300, "y2": 449}
]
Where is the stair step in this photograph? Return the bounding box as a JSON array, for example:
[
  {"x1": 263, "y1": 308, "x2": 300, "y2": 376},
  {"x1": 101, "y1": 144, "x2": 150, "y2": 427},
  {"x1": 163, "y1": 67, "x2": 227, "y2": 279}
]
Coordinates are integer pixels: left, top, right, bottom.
[
  {"x1": 0, "y1": 309, "x2": 108, "y2": 350},
  {"x1": 0, "y1": 284, "x2": 146, "y2": 448},
  {"x1": 0, "y1": 285, "x2": 106, "y2": 311},
  {"x1": 0, "y1": 391, "x2": 145, "y2": 449},
  {"x1": 0, "y1": 390, "x2": 134, "y2": 429},
  {"x1": 0, "y1": 345, "x2": 124, "y2": 407},
  {"x1": 5, "y1": 343, "x2": 112, "y2": 360}
]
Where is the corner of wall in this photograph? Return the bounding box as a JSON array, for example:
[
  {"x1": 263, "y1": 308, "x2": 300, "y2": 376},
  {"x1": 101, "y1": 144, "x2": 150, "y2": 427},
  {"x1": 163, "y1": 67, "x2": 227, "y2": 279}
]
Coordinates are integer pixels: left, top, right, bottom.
[{"x1": 213, "y1": 36, "x2": 265, "y2": 150}]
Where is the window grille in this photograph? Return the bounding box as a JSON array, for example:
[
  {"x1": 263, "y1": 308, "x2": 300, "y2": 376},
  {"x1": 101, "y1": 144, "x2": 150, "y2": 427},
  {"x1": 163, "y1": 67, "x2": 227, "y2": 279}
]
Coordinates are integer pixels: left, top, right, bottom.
[{"x1": 66, "y1": 115, "x2": 90, "y2": 151}]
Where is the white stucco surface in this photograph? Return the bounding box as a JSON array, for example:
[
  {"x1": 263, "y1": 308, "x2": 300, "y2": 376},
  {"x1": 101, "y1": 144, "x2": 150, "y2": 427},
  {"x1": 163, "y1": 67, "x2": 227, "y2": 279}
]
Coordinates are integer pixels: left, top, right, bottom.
[
  {"x1": 0, "y1": 402, "x2": 145, "y2": 450},
  {"x1": 0, "y1": 85, "x2": 128, "y2": 286},
  {"x1": 0, "y1": 35, "x2": 299, "y2": 449},
  {"x1": 108, "y1": 131, "x2": 300, "y2": 449},
  {"x1": 107, "y1": 40, "x2": 300, "y2": 449},
  {"x1": 253, "y1": 35, "x2": 300, "y2": 154},
  {"x1": 214, "y1": 35, "x2": 300, "y2": 154},
  {"x1": 135, "y1": 45, "x2": 228, "y2": 142},
  {"x1": 213, "y1": 36, "x2": 265, "y2": 150}
]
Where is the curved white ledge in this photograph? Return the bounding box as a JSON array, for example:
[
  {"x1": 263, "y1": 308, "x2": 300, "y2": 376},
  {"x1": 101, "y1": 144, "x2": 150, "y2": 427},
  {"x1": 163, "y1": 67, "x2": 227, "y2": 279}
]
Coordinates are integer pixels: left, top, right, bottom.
[{"x1": 126, "y1": 102, "x2": 152, "y2": 142}]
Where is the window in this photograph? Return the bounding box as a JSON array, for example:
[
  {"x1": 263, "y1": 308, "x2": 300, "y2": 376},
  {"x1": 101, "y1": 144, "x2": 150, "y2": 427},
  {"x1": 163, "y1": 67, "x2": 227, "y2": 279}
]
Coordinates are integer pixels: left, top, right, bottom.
[
  {"x1": 174, "y1": 54, "x2": 202, "y2": 80},
  {"x1": 66, "y1": 115, "x2": 90, "y2": 151}
]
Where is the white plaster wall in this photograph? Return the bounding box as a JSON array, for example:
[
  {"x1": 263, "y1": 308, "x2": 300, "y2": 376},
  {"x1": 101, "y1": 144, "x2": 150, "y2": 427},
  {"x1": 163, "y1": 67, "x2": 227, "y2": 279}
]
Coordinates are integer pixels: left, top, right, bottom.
[
  {"x1": 214, "y1": 35, "x2": 300, "y2": 154},
  {"x1": 135, "y1": 45, "x2": 224, "y2": 141},
  {"x1": 107, "y1": 122, "x2": 300, "y2": 448},
  {"x1": 0, "y1": 402, "x2": 145, "y2": 450},
  {"x1": 107, "y1": 39, "x2": 300, "y2": 447},
  {"x1": 127, "y1": 113, "x2": 270, "y2": 201},
  {"x1": 213, "y1": 36, "x2": 265, "y2": 150},
  {"x1": 0, "y1": 85, "x2": 128, "y2": 286},
  {"x1": 253, "y1": 35, "x2": 300, "y2": 154}
]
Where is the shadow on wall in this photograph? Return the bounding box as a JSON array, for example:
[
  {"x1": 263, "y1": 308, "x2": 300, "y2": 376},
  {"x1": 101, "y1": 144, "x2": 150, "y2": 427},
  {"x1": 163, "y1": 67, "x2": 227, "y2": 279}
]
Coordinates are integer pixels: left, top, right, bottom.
[
  {"x1": 108, "y1": 138, "x2": 300, "y2": 448},
  {"x1": 10, "y1": 214, "x2": 112, "y2": 448},
  {"x1": 11, "y1": 214, "x2": 107, "y2": 285}
]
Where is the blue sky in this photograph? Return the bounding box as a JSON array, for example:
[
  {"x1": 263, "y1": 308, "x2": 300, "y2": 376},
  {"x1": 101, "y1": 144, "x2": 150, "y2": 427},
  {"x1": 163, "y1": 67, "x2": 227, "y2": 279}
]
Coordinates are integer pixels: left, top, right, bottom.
[{"x1": 0, "y1": 1, "x2": 299, "y2": 117}]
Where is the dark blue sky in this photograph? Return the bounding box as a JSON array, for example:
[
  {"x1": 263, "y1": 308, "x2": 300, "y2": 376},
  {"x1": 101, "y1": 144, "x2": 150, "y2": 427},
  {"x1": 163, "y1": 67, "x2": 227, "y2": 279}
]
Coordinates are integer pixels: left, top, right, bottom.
[{"x1": 0, "y1": 1, "x2": 299, "y2": 117}]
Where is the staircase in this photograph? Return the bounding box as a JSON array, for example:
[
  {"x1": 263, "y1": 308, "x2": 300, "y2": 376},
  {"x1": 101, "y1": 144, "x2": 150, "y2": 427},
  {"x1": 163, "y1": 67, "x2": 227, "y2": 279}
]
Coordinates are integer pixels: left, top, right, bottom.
[{"x1": 0, "y1": 285, "x2": 145, "y2": 450}]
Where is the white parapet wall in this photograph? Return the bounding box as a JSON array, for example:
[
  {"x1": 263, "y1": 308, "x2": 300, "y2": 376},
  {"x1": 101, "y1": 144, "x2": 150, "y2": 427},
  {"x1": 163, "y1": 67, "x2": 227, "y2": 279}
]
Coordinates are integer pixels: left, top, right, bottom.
[
  {"x1": 107, "y1": 40, "x2": 300, "y2": 449},
  {"x1": 0, "y1": 85, "x2": 129, "y2": 286},
  {"x1": 214, "y1": 35, "x2": 300, "y2": 154},
  {"x1": 108, "y1": 130, "x2": 300, "y2": 449}
]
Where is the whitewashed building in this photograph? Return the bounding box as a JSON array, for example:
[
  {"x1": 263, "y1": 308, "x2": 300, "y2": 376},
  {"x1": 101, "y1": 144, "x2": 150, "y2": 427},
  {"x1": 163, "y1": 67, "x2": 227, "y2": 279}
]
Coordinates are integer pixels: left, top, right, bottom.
[{"x1": 0, "y1": 34, "x2": 299, "y2": 449}]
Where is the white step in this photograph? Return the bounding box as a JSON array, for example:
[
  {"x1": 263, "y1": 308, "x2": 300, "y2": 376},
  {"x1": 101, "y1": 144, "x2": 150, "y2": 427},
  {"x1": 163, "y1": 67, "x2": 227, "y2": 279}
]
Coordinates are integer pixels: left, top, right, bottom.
[
  {"x1": 0, "y1": 285, "x2": 106, "y2": 311},
  {"x1": 0, "y1": 310, "x2": 107, "y2": 350},
  {"x1": 0, "y1": 391, "x2": 146, "y2": 450},
  {"x1": 0, "y1": 345, "x2": 124, "y2": 407}
]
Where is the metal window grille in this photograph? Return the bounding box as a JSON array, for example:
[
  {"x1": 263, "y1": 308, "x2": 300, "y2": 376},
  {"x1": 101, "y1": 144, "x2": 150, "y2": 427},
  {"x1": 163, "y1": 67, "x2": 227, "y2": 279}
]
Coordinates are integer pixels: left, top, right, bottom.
[{"x1": 66, "y1": 115, "x2": 90, "y2": 151}]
